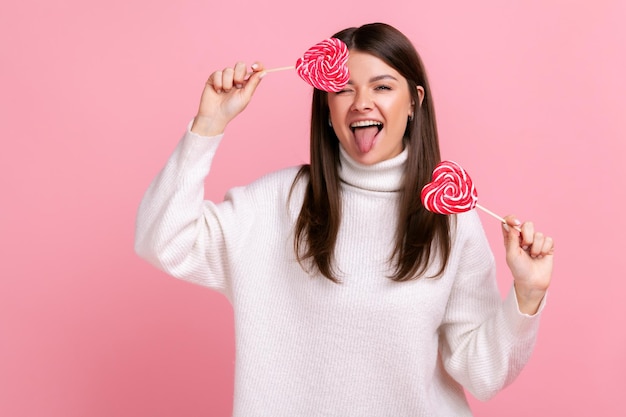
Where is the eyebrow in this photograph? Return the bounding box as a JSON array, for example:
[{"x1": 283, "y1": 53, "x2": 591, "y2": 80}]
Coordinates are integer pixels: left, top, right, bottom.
[{"x1": 347, "y1": 74, "x2": 399, "y2": 85}]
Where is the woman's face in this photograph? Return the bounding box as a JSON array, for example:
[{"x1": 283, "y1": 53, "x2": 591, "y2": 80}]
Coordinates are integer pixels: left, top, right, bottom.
[{"x1": 327, "y1": 51, "x2": 421, "y2": 165}]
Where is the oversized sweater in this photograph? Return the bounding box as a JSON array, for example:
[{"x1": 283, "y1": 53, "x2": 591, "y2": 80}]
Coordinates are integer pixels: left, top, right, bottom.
[{"x1": 134, "y1": 125, "x2": 545, "y2": 417}]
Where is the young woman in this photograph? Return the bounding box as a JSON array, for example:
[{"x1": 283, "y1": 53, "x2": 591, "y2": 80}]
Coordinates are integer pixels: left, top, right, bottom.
[{"x1": 135, "y1": 22, "x2": 554, "y2": 416}]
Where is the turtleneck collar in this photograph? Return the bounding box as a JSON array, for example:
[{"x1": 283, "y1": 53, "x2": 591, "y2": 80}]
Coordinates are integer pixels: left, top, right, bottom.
[{"x1": 338, "y1": 145, "x2": 408, "y2": 192}]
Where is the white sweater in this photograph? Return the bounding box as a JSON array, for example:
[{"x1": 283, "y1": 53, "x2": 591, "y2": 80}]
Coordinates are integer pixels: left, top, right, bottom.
[{"x1": 135, "y1": 126, "x2": 545, "y2": 417}]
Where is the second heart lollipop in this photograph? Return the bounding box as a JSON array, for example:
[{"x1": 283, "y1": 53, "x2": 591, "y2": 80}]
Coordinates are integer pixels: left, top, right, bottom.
[{"x1": 421, "y1": 160, "x2": 520, "y2": 231}]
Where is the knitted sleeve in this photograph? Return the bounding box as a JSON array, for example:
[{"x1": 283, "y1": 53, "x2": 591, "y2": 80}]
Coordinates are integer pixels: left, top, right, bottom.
[
  {"x1": 134, "y1": 125, "x2": 256, "y2": 298},
  {"x1": 438, "y1": 211, "x2": 546, "y2": 401}
]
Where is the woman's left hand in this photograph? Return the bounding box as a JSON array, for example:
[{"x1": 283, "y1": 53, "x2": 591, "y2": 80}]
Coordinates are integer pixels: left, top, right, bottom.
[{"x1": 502, "y1": 215, "x2": 555, "y2": 315}]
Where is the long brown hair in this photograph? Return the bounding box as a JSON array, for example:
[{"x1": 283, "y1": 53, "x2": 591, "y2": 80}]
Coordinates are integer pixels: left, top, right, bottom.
[{"x1": 292, "y1": 23, "x2": 451, "y2": 283}]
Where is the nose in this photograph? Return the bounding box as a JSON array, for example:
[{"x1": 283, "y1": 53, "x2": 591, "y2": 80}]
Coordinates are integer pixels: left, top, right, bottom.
[{"x1": 350, "y1": 89, "x2": 373, "y2": 112}]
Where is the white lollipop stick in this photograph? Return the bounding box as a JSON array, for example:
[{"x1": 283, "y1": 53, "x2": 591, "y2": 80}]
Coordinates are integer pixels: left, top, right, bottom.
[
  {"x1": 245, "y1": 65, "x2": 294, "y2": 80},
  {"x1": 476, "y1": 203, "x2": 521, "y2": 232},
  {"x1": 264, "y1": 65, "x2": 295, "y2": 73}
]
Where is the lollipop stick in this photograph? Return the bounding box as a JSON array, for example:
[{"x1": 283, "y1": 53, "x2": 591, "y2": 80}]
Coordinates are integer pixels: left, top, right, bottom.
[
  {"x1": 264, "y1": 65, "x2": 295, "y2": 73},
  {"x1": 245, "y1": 65, "x2": 294, "y2": 80},
  {"x1": 475, "y1": 204, "x2": 521, "y2": 232}
]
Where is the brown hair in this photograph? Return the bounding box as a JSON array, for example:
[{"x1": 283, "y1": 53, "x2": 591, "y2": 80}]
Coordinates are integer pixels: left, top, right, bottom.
[{"x1": 292, "y1": 22, "x2": 451, "y2": 283}]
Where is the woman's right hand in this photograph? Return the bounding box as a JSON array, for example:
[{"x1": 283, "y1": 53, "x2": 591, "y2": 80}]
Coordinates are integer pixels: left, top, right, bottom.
[{"x1": 191, "y1": 61, "x2": 266, "y2": 137}]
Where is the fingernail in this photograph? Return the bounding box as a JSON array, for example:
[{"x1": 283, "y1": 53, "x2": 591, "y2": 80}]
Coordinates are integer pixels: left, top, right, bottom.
[
  {"x1": 522, "y1": 245, "x2": 529, "y2": 251},
  {"x1": 259, "y1": 71, "x2": 267, "y2": 79},
  {"x1": 236, "y1": 84, "x2": 243, "y2": 89},
  {"x1": 251, "y1": 63, "x2": 259, "y2": 70},
  {"x1": 514, "y1": 219, "x2": 522, "y2": 226},
  {"x1": 502, "y1": 223, "x2": 510, "y2": 232}
]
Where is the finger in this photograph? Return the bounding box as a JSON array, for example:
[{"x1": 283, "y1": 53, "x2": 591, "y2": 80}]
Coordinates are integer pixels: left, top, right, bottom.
[
  {"x1": 501, "y1": 215, "x2": 520, "y2": 238},
  {"x1": 542, "y1": 235, "x2": 555, "y2": 256},
  {"x1": 502, "y1": 215, "x2": 522, "y2": 230},
  {"x1": 208, "y1": 70, "x2": 223, "y2": 93},
  {"x1": 250, "y1": 62, "x2": 265, "y2": 72},
  {"x1": 233, "y1": 61, "x2": 247, "y2": 88},
  {"x1": 243, "y1": 62, "x2": 265, "y2": 80},
  {"x1": 520, "y1": 221, "x2": 535, "y2": 251},
  {"x1": 240, "y1": 67, "x2": 266, "y2": 100},
  {"x1": 529, "y1": 232, "x2": 545, "y2": 258},
  {"x1": 501, "y1": 215, "x2": 521, "y2": 252},
  {"x1": 221, "y1": 67, "x2": 235, "y2": 92}
]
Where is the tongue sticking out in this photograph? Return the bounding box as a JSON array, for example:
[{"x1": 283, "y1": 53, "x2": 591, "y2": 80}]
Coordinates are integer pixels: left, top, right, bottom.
[{"x1": 354, "y1": 126, "x2": 379, "y2": 153}]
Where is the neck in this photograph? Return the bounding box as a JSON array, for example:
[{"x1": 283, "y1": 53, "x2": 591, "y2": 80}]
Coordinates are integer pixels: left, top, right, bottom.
[{"x1": 337, "y1": 145, "x2": 408, "y2": 192}]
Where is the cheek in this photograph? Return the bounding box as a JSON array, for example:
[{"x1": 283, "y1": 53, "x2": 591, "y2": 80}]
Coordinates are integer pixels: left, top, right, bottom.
[
  {"x1": 328, "y1": 95, "x2": 353, "y2": 117},
  {"x1": 390, "y1": 102, "x2": 412, "y2": 126},
  {"x1": 327, "y1": 102, "x2": 342, "y2": 120}
]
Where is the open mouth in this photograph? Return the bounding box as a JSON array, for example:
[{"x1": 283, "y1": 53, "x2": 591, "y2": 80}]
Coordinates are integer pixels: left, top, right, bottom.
[
  {"x1": 350, "y1": 121, "x2": 383, "y2": 153},
  {"x1": 350, "y1": 120, "x2": 383, "y2": 133}
]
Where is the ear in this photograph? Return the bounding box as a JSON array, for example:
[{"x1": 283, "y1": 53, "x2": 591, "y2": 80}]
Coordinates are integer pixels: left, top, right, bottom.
[{"x1": 416, "y1": 86, "x2": 425, "y2": 107}]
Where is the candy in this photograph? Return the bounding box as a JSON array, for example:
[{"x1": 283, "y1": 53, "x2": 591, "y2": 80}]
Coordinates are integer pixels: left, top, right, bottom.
[
  {"x1": 421, "y1": 160, "x2": 478, "y2": 214},
  {"x1": 295, "y1": 38, "x2": 350, "y2": 92}
]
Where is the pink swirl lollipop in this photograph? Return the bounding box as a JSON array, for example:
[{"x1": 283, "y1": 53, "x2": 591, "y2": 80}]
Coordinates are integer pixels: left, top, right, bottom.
[
  {"x1": 421, "y1": 160, "x2": 478, "y2": 214},
  {"x1": 264, "y1": 38, "x2": 350, "y2": 92},
  {"x1": 421, "y1": 160, "x2": 519, "y2": 229},
  {"x1": 295, "y1": 38, "x2": 349, "y2": 92}
]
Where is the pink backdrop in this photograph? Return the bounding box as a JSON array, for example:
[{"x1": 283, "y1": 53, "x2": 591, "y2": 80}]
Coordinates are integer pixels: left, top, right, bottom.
[{"x1": 2, "y1": 0, "x2": 625, "y2": 415}]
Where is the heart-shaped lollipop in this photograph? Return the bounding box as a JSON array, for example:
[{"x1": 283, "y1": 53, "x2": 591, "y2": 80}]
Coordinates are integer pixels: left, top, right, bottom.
[
  {"x1": 421, "y1": 160, "x2": 517, "y2": 229},
  {"x1": 295, "y1": 38, "x2": 349, "y2": 92},
  {"x1": 421, "y1": 160, "x2": 478, "y2": 214},
  {"x1": 264, "y1": 38, "x2": 350, "y2": 92}
]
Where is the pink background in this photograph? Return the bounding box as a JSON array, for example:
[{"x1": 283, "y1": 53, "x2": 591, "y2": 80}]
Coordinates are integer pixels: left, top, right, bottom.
[{"x1": 2, "y1": 0, "x2": 625, "y2": 415}]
